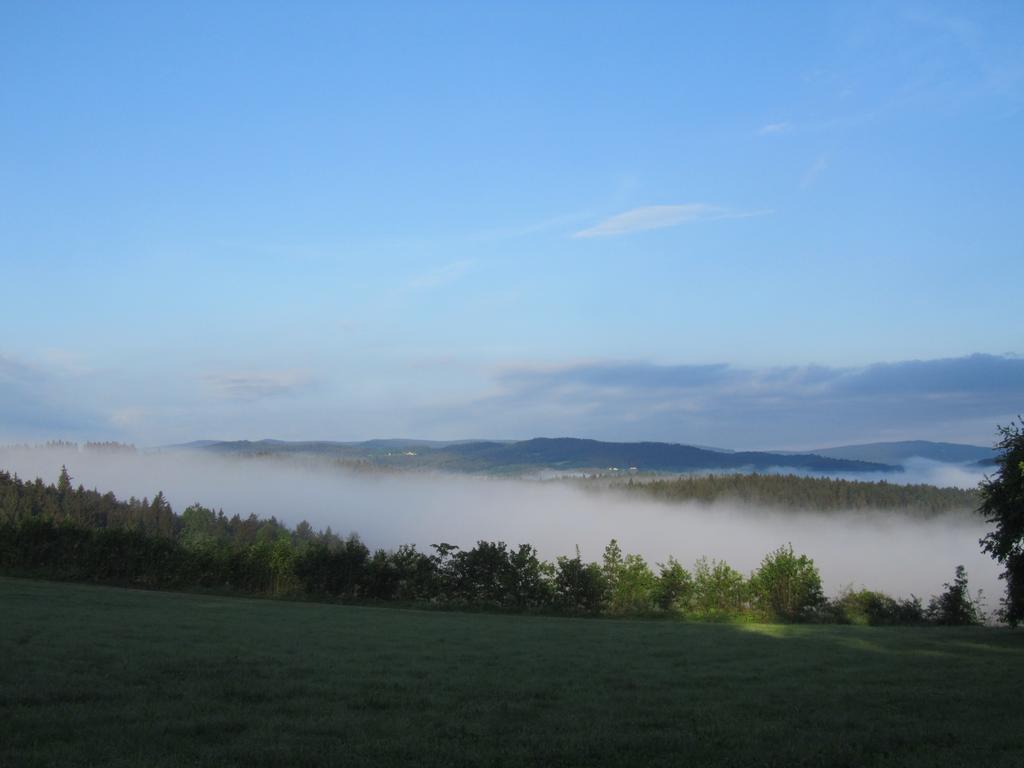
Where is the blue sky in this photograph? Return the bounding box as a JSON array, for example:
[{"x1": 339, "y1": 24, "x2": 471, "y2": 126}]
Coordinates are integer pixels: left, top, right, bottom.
[{"x1": 2, "y1": 1, "x2": 1022, "y2": 448}]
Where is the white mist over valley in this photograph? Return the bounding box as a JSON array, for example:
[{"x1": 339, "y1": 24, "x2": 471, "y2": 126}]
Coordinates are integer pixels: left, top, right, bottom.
[{"x1": 0, "y1": 446, "x2": 1001, "y2": 606}]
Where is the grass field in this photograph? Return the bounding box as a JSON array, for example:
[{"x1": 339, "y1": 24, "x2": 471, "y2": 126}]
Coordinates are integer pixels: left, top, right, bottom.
[{"x1": 1, "y1": 578, "x2": 1021, "y2": 767}]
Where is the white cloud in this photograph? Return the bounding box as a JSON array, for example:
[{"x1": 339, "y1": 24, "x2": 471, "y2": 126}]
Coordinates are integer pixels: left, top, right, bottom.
[
  {"x1": 758, "y1": 121, "x2": 791, "y2": 135},
  {"x1": 572, "y1": 205, "x2": 767, "y2": 239}
]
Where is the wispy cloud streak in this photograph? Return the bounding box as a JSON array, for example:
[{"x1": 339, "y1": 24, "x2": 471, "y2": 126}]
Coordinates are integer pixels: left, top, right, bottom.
[
  {"x1": 800, "y1": 156, "x2": 828, "y2": 188},
  {"x1": 758, "y1": 121, "x2": 791, "y2": 135},
  {"x1": 573, "y1": 205, "x2": 769, "y2": 238},
  {"x1": 405, "y1": 259, "x2": 476, "y2": 290}
]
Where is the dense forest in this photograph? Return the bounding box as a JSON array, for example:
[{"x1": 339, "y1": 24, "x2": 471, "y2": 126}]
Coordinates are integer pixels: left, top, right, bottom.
[
  {"x1": 0, "y1": 467, "x2": 984, "y2": 625},
  {"x1": 607, "y1": 473, "x2": 979, "y2": 515}
]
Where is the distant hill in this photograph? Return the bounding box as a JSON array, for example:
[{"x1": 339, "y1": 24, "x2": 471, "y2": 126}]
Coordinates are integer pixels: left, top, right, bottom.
[
  {"x1": 807, "y1": 441, "x2": 996, "y2": 465},
  {"x1": 436, "y1": 438, "x2": 893, "y2": 473},
  {"x1": 175, "y1": 437, "x2": 897, "y2": 475},
  {"x1": 164, "y1": 440, "x2": 223, "y2": 450}
]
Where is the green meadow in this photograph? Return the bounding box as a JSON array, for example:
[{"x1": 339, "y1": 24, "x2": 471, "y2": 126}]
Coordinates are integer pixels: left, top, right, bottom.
[{"x1": 1, "y1": 577, "x2": 1021, "y2": 767}]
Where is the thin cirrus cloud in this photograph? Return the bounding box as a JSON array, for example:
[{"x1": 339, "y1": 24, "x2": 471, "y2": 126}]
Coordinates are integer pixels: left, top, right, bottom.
[
  {"x1": 405, "y1": 259, "x2": 476, "y2": 291},
  {"x1": 572, "y1": 204, "x2": 768, "y2": 239},
  {"x1": 757, "y1": 121, "x2": 791, "y2": 135},
  {"x1": 800, "y1": 155, "x2": 828, "y2": 188}
]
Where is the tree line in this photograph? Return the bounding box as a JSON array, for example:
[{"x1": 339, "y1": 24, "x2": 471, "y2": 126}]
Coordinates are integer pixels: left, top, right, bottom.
[
  {"x1": 607, "y1": 473, "x2": 979, "y2": 516},
  {"x1": 0, "y1": 466, "x2": 986, "y2": 624}
]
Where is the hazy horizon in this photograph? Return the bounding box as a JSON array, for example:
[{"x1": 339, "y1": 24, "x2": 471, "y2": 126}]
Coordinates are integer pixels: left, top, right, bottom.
[{"x1": 0, "y1": 417, "x2": 1012, "y2": 459}]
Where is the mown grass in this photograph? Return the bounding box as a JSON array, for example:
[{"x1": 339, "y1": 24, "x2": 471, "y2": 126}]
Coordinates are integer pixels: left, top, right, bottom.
[{"x1": 1, "y1": 577, "x2": 1021, "y2": 767}]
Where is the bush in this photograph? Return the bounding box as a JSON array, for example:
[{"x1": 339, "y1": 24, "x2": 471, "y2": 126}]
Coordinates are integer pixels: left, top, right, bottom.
[
  {"x1": 601, "y1": 540, "x2": 656, "y2": 614},
  {"x1": 827, "y1": 587, "x2": 924, "y2": 626},
  {"x1": 654, "y1": 556, "x2": 693, "y2": 611},
  {"x1": 749, "y1": 544, "x2": 824, "y2": 622},
  {"x1": 692, "y1": 557, "x2": 747, "y2": 616},
  {"x1": 926, "y1": 565, "x2": 982, "y2": 625},
  {"x1": 554, "y1": 550, "x2": 606, "y2": 614}
]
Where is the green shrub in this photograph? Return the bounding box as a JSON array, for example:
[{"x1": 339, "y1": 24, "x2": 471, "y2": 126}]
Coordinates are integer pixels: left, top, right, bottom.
[
  {"x1": 827, "y1": 588, "x2": 924, "y2": 625},
  {"x1": 554, "y1": 550, "x2": 606, "y2": 614},
  {"x1": 926, "y1": 565, "x2": 982, "y2": 625},
  {"x1": 654, "y1": 556, "x2": 693, "y2": 611},
  {"x1": 749, "y1": 544, "x2": 823, "y2": 622},
  {"x1": 692, "y1": 557, "x2": 748, "y2": 616}
]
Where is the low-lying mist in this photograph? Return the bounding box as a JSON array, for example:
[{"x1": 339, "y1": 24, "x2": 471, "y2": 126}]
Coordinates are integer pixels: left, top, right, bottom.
[
  {"x1": 0, "y1": 447, "x2": 1003, "y2": 606},
  {"x1": 815, "y1": 458, "x2": 992, "y2": 490}
]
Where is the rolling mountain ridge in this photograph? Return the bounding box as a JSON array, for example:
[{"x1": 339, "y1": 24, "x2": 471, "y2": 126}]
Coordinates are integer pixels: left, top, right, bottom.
[{"x1": 176, "y1": 436, "x2": 902, "y2": 474}]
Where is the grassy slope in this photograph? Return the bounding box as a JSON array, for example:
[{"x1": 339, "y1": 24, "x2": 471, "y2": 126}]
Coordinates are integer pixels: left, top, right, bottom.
[{"x1": 1, "y1": 578, "x2": 1021, "y2": 768}]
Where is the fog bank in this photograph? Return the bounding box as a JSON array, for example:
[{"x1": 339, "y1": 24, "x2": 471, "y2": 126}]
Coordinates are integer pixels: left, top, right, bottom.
[
  {"x1": 821, "y1": 457, "x2": 992, "y2": 490},
  {"x1": 0, "y1": 448, "x2": 1003, "y2": 606}
]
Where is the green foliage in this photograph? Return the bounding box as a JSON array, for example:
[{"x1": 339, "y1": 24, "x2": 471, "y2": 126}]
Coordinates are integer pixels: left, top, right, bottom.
[
  {"x1": 600, "y1": 539, "x2": 623, "y2": 594},
  {"x1": 57, "y1": 465, "x2": 72, "y2": 498},
  {"x1": 292, "y1": 535, "x2": 369, "y2": 599},
  {"x1": 269, "y1": 535, "x2": 299, "y2": 595},
  {"x1": 611, "y1": 554, "x2": 656, "y2": 614},
  {"x1": 0, "y1": 518, "x2": 193, "y2": 589},
  {"x1": 692, "y1": 557, "x2": 747, "y2": 616},
  {"x1": 653, "y1": 556, "x2": 693, "y2": 611},
  {"x1": 826, "y1": 588, "x2": 924, "y2": 626},
  {"x1": 554, "y1": 549, "x2": 606, "y2": 614},
  {"x1": 926, "y1": 565, "x2": 982, "y2": 626},
  {"x1": 506, "y1": 543, "x2": 553, "y2": 608},
  {"x1": 362, "y1": 544, "x2": 436, "y2": 601},
  {"x1": 600, "y1": 539, "x2": 656, "y2": 613},
  {"x1": 749, "y1": 544, "x2": 824, "y2": 621},
  {"x1": 179, "y1": 503, "x2": 219, "y2": 552},
  {"x1": 617, "y1": 472, "x2": 978, "y2": 515},
  {"x1": 451, "y1": 540, "x2": 516, "y2": 605},
  {"x1": 978, "y1": 420, "x2": 1024, "y2": 626}
]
